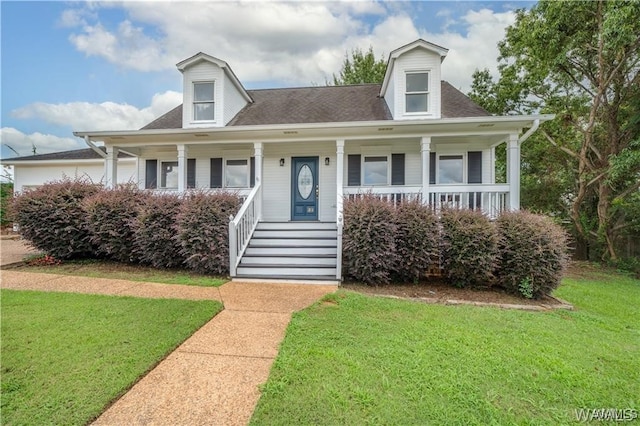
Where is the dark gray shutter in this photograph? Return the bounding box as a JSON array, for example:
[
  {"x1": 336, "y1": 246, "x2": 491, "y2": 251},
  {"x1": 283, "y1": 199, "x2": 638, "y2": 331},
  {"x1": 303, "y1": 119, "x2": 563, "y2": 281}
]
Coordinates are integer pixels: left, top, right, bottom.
[
  {"x1": 145, "y1": 159, "x2": 157, "y2": 189},
  {"x1": 468, "y1": 151, "x2": 482, "y2": 183},
  {"x1": 187, "y1": 159, "x2": 196, "y2": 188},
  {"x1": 210, "y1": 158, "x2": 222, "y2": 188},
  {"x1": 347, "y1": 154, "x2": 361, "y2": 186},
  {"x1": 429, "y1": 152, "x2": 436, "y2": 185},
  {"x1": 468, "y1": 151, "x2": 482, "y2": 209},
  {"x1": 250, "y1": 157, "x2": 255, "y2": 188},
  {"x1": 391, "y1": 154, "x2": 405, "y2": 185}
]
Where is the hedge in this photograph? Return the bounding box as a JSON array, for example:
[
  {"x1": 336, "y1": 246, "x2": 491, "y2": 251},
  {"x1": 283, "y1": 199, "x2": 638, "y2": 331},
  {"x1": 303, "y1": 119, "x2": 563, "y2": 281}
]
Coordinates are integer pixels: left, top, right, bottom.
[
  {"x1": 83, "y1": 185, "x2": 150, "y2": 263},
  {"x1": 133, "y1": 194, "x2": 185, "y2": 268},
  {"x1": 496, "y1": 211, "x2": 569, "y2": 298},
  {"x1": 175, "y1": 191, "x2": 241, "y2": 274},
  {"x1": 10, "y1": 178, "x2": 100, "y2": 259},
  {"x1": 440, "y1": 208, "x2": 499, "y2": 288}
]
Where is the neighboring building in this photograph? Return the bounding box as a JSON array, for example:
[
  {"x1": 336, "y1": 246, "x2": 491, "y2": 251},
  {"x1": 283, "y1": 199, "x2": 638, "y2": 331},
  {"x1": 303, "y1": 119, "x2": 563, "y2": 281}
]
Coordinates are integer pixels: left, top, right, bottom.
[
  {"x1": 6, "y1": 147, "x2": 136, "y2": 192},
  {"x1": 5, "y1": 39, "x2": 553, "y2": 282}
]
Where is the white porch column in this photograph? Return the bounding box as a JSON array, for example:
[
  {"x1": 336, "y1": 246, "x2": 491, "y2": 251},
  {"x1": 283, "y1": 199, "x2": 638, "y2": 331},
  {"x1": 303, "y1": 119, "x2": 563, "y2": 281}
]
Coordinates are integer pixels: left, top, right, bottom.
[
  {"x1": 336, "y1": 139, "x2": 345, "y2": 222},
  {"x1": 177, "y1": 144, "x2": 188, "y2": 193},
  {"x1": 507, "y1": 133, "x2": 520, "y2": 210},
  {"x1": 420, "y1": 136, "x2": 431, "y2": 203},
  {"x1": 336, "y1": 139, "x2": 345, "y2": 281},
  {"x1": 105, "y1": 146, "x2": 118, "y2": 189},
  {"x1": 254, "y1": 142, "x2": 263, "y2": 220}
]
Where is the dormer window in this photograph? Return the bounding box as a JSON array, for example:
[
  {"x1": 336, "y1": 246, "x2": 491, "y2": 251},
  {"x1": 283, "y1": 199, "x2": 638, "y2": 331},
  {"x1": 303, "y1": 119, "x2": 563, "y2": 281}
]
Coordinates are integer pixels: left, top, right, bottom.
[
  {"x1": 193, "y1": 82, "x2": 215, "y2": 121},
  {"x1": 405, "y1": 72, "x2": 429, "y2": 113}
]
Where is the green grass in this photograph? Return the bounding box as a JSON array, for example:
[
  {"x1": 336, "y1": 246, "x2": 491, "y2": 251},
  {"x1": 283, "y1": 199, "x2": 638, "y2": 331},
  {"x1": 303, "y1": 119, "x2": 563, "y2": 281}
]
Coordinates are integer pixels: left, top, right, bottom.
[
  {"x1": 16, "y1": 258, "x2": 227, "y2": 287},
  {"x1": 1, "y1": 290, "x2": 222, "y2": 425},
  {"x1": 251, "y1": 271, "x2": 640, "y2": 425}
]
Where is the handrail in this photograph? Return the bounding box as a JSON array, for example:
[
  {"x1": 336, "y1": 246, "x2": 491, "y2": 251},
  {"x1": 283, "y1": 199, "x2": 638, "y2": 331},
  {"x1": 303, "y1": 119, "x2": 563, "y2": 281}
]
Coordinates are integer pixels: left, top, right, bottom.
[{"x1": 229, "y1": 182, "x2": 262, "y2": 277}]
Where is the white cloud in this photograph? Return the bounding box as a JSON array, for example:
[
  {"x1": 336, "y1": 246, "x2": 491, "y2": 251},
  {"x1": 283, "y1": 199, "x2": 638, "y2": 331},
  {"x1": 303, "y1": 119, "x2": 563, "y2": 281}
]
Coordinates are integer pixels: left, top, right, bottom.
[
  {"x1": 11, "y1": 91, "x2": 182, "y2": 132},
  {"x1": 0, "y1": 128, "x2": 84, "y2": 157},
  {"x1": 62, "y1": 3, "x2": 514, "y2": 91},
  {"x1": 423, "y1": 9, "x2": 516, "y2": 92}
]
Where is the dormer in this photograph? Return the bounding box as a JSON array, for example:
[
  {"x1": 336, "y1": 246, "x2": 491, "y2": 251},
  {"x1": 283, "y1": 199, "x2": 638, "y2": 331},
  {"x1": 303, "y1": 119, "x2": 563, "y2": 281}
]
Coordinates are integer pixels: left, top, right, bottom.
[
  {"x1": 380, "y1": 39, "x2": 449, "y2": 120},
  {"x1": 176, "y1": 53, "x2": 253, "y2": 128}
]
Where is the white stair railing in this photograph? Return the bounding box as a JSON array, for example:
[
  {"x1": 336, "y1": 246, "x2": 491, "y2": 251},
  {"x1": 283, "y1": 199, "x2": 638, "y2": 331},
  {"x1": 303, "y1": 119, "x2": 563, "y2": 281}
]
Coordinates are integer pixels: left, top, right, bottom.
[{"x1": 229, "y1": 182, "x2": 262, "y2": 277}]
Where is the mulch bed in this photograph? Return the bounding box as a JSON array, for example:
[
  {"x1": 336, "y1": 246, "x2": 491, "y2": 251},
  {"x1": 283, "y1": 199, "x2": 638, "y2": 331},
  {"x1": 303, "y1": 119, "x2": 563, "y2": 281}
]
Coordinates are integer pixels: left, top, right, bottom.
[{"x1": 342, "y1": 278, "x2": 573, "y2": 311}]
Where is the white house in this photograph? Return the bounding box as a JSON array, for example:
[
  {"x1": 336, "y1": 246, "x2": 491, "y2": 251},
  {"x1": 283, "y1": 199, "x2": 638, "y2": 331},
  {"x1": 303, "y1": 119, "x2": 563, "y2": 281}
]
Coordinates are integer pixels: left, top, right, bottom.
[{"x1": 7, "y1": 39, "x2": 553, "y2": 282}]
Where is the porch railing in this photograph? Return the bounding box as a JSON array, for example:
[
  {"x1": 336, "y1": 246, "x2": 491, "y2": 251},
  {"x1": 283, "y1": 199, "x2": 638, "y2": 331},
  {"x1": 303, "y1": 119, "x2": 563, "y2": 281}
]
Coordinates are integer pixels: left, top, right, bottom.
[
  {"x1": 343, "y1": 184, "x2": 509, "y2": 218},
  {"x1": 229, "y1": 182, "x2": 262, "y2": 277},
  {"x1": 427, "y1": 184, "x2": 509, "y2": 218}
]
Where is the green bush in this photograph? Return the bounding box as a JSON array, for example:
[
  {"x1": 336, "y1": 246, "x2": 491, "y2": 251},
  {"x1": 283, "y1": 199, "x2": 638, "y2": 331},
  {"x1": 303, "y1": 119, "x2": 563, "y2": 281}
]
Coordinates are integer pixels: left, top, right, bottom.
[
  {"x1": 176, "y1": 191, "x2": 241, "y2": 274},
  {"x1": 440, "y1": 208, "x2": 499, "y2": 288},
  {"x1": 133, "y1": 194, "x2": 185, "y2": 268},
  {"x1": 393, "y1": 200, "x2": 439, "y2": 282},
  {"x1": 11, "y1": 178, "x2": 100, "y2": 259},
  {"x1": 496, "y1": 211, "x2": 569, "y2": 298},
  {"x1": 342, "y1": 195, "x2": 398, "y2": 285},
  {"x1": 84, "y1": 185, "x2": 149, "y2": 263},
  {"x1": 1, "y1": 182, "x2": 13, "y2": 228}
]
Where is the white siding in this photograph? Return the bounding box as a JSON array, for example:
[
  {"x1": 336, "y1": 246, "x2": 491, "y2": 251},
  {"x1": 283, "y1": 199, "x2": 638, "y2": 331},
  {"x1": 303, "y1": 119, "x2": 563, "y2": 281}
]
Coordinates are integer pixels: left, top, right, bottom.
[
  {"x1": 384, "y1": 72, "x2": 395, "y2": 117},
  {"x1": 262, "y1": 142, "x2": 336, "y2": 222},
  {"x1": 392, "y1": 48, "x2": 442, "y2": 119},
  {"x1": 223, "y1": 75, "x2": 248, "y2": 125},
  {"x1": 13, "y1": 160, "x2": 136, "y2": 193},
  {"x1": 182, "y1": 62, "x2": 224, "y2": 128}
]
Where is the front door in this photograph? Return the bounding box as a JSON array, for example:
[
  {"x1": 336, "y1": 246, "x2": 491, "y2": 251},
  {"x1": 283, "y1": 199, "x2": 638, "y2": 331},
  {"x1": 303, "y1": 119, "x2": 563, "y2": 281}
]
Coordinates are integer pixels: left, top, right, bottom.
[{"x1": 291, "y1": 157, "x2": 319, "y2": 221}]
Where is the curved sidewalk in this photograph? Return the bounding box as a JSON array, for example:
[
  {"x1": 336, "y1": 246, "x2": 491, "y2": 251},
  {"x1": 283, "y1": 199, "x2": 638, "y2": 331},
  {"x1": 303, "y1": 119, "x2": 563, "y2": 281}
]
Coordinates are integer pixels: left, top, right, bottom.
[{"x1": 1, "y1": 269, "x2": 337, "y2": 425}]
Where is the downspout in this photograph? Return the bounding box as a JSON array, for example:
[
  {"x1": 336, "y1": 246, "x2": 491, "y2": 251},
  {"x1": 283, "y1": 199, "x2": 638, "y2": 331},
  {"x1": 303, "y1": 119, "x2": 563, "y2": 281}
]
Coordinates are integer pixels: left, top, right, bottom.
[
  {"x1": 83, "y1": 135, "x2": 107, "y2": 158},
  {"x1": 518, "y1": 119, "x2": 540, "y2": 144}
]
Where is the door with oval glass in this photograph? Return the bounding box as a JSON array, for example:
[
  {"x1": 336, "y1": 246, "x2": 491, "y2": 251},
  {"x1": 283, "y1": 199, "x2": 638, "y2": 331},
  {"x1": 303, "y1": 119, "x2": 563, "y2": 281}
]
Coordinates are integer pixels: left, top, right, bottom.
[{"x1": 291, "y1": 157, "x2": 319, "y2": 221}]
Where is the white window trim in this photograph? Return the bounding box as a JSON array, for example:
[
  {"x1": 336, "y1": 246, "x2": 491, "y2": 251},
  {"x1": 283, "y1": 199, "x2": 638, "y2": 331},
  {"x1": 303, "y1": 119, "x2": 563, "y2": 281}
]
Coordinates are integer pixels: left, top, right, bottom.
[
  {"x1": 192, "y1": 80, "x2": 216, "y2": 123},
  {"x1": 404, "y1": 70, "x2": 431, "y2": 116},
  {"x1": 223, "y1": 157, "x2": 250, "y2": 189},
  {"x1": 436, "y1": 153, "x2": 467, "y2": 185}
]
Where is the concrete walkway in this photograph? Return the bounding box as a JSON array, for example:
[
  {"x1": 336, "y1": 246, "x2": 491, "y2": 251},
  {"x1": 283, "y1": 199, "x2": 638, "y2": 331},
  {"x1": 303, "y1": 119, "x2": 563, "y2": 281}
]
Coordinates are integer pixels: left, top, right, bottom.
[
  {"x1": 0, "y1": 268, "x2": 337, "y2": 425},
  {"x1": 0, "y1": 236, "x2": 39, "y2": 266}
]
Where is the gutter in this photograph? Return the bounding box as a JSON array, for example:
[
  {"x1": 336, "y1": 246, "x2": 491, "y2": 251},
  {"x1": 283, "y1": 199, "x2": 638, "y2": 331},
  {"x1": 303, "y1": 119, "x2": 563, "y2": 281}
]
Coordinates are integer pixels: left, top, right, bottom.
[
  {"x1": 518, "y1": 119, "x2": 540, "y2": 144},
  {"x1": 84, "y1": 135, "x2": 107, "y2": 158}
]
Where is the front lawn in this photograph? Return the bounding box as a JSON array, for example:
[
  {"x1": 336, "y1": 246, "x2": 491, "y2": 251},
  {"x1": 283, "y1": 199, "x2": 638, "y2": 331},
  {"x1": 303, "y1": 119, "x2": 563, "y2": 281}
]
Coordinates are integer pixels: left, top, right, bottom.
[
  {"x1": 1, "y1": 290, "x2": 221, "y2": 425},
  {"x1": 251, "y1": 270, "x2": 640, "y2": 425},
  {"x1": 11, "y1": 258, "x2": 228, "y2": 287}
]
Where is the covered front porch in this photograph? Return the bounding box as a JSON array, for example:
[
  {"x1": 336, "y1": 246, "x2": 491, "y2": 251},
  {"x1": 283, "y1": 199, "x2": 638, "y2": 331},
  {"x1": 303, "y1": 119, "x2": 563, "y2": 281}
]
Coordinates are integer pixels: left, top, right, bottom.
[{"x1": 79, "y1": 115, "x2": 546, "y2": 281}]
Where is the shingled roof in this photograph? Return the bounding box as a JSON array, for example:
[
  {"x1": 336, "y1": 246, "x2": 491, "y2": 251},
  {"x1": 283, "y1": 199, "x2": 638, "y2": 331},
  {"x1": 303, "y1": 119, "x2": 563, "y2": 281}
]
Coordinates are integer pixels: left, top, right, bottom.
[
  {"x1": 141, "y1": 81, "x2": 489, "y2": 130},
  {"x1": 6, "y1": 147, "x2": 133, "y2": 162}
]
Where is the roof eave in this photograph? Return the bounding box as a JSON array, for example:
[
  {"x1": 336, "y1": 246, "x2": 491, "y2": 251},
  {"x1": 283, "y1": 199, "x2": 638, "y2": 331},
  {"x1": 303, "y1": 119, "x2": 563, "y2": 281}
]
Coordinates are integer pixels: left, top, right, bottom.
[{"x1": 74, "y1": 114, "x2": 555, "y2": 140}]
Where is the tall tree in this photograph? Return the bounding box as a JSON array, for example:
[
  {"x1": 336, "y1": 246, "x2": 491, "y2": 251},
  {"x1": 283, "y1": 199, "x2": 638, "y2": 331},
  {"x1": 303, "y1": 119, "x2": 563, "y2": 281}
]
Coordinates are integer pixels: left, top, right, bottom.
[
  {"x1": 332, "y1": 47, "x2": 387, "y2": 85},
  {"x1": 470, "y1": 0, "x2": 640, "y2": 261}
]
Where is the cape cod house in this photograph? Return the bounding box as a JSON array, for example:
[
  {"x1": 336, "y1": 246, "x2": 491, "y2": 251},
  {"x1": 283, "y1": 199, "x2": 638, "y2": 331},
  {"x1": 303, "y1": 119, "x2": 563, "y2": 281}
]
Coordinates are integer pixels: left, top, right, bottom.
[{"x1": 6, "y1": 39, "x2": 553, "y2": 282}]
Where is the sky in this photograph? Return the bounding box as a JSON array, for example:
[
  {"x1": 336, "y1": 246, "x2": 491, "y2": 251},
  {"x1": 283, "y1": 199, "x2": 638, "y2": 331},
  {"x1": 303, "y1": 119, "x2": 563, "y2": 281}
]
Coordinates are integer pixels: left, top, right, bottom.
[{"x1": 0, "y1": 0, "x2": 535, "y2": 159}]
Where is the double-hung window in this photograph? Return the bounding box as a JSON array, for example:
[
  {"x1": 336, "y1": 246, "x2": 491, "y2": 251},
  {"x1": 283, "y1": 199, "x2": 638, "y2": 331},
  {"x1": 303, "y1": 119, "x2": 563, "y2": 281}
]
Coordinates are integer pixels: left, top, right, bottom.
[
  {"x1": 438, "y1": 155, "x2": 464, "y2": 184},
  {"x1": 225, "y1": 159, "x2": 249, "y2": 188},
  {"x1": 405, "y1": 72, "x2": 429, "y2": 113},
  {"x1": 363, "y1": 156, "x2": 388, "y2": 185},
  {"x1": 161, "y1": 161, "x2": 179, "y2": 188},
  {"x1": 193, "y1": 82, "x2": 215, "y2": 121}
]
